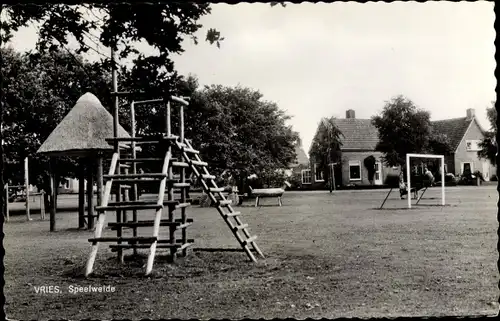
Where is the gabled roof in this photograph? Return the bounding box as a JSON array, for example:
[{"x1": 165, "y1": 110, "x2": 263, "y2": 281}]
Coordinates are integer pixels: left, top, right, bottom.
[
  {"x1": 430, "y1": 117, "x2": 473, "y2": 152},
  {"x1": 325, "y1": 113, "x2": 480, "y2": 153},
  {"x1": 331, "y1": 118, "x2": 379, "y2": 151},
  {"x1": 289, "y1": 144, "x2": 309, "y2": 168},
  {"x1": 37, "y1": 92, "x2": 131, "y2": 157}
]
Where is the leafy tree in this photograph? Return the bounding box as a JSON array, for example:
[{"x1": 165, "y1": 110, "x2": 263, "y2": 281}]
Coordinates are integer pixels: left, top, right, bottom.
[
  {"x1": 186, "y1": 82, "x2": 300, "y2": 180},
  {"x1": 1, "y1": 3, "x2": 285, "y2": 99},
  {"x1": 309, "y1": 117, "x2": 343, "y2": 188},
  {"x1": 372, "y1": 95, "x2": 434, "y2": 167},
  {"x1": 477, "y1": 102, "x2": 497, "y2": 165},
  {"x1": 1, "y1": 46, "x2": 111, "y2": 196}
]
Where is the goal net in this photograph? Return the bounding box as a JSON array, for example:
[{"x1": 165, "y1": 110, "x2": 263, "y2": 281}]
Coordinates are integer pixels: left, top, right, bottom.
[{"x1": 405, "y1": 153, "x2": 445, "y2": 209}]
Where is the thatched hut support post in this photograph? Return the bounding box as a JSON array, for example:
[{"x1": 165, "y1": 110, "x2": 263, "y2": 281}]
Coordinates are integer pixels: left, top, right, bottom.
[
  {"x1": 49, "y1": 158, "x2": 56, "y2": 232},
  {"x1": 86, "y1": 158, "x2": 95, "y2": 230},
  {"x1": 78, "y1": 159, "x2": 86, "y2": 229}
]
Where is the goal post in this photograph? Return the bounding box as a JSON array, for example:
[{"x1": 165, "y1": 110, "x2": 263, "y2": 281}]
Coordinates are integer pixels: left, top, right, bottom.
[{"x1": 406, "y1": 153, "x2": 445, "y2": 209}]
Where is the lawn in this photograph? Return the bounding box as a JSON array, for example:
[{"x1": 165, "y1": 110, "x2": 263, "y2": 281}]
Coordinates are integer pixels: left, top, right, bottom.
[{"x1": 4, "y1": 186, "x2": 499, "y2": 319}]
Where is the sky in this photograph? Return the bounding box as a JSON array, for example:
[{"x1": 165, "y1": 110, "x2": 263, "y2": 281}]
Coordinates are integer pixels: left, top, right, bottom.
[{"x1": 5, "y1": 2, "x2": 496, "y2": 153}]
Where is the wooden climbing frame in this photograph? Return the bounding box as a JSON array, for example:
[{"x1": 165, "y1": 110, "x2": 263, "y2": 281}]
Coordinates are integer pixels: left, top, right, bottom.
[{"x1": 85, "y1": 94, "x2": 264, "y2": 277}]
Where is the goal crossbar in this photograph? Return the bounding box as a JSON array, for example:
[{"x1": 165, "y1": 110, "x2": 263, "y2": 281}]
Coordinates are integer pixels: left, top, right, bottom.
[{"x1": 406, "y1": 153, "x2": 445, "y2": 209}]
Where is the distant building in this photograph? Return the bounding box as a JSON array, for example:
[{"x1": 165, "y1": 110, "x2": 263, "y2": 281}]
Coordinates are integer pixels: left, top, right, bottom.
[{"x1": 305, "y1": 108, "x2": 496, "y2": 188}]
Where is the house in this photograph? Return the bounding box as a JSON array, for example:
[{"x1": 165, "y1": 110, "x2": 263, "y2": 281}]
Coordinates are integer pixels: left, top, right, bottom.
[
  {"x1": 289, "y1": 141, "x2": 310, "y2": 174},
  {"x1": 305, "y1": 108, "x2": 495, "y2": 188},
  {"x1": 431, "y1": 108, "x2": 496, "y2": 181},
  {"x1": 313, "y1": 109, "x2": 398, "y2": 187}
]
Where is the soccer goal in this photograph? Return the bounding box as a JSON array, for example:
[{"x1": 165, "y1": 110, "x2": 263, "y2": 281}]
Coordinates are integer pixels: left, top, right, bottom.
[{"x1": 406, "y1": 153, "x2": 445, "y2": 209}]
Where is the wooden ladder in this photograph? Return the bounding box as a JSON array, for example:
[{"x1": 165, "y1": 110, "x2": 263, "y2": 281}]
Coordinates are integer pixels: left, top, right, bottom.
[
  {"x1": 85, "y1": 135, "x2": 194, "y2": 276},
  {"x1": 174, "y1": 138, "x2": 265, "y2": 262}
]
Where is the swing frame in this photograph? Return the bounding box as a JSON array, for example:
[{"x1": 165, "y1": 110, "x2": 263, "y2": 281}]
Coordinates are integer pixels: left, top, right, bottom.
[{"x1": 406, "y1": 153, "x2": 445, "y2": 209}]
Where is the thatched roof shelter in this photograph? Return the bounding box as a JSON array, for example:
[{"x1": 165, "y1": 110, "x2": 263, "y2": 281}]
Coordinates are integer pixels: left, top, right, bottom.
[{"x1": 37, "y1": 92, "x2": 131, "y2": 157}]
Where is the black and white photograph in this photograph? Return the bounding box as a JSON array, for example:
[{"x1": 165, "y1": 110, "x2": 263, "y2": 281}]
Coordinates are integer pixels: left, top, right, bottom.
[{"x1": 0, "y1": 1, "x2": 498, "y2": 320}]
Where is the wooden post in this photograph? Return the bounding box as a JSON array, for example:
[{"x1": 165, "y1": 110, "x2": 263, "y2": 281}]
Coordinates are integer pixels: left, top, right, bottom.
[
  {"x1": 78, "y1": 159, "x2": 85, "y2": 228},
  {"x1": 40, "y1": 191, "x2": 45, "y2": 220},
  {"x1": 5, "y1": 183, "x2": 9, "y2": 222},
  {"x1": 116, "y1": 183, "x2": 123, "y2": 264},
  {"x1": 332, "y1": 164, "x2": 337, "y2": 191},
  {"x1": 130, "y1": 102, "x2": 138, "y2": 255},
  {"x1": 86, "y1": 159, "x2": 95, "y2": 230},
  {"x1": 122, "y1": 167, "x2": 128, "y2": 224},
  {"x1": 49, "y1": 159, "x2": 56, "y2": 232},
  {"x1": 25, "y1": 157, "x2": 31, "y2": 221},
  {"x1": 166, "y1": 101, "x2": 176, "y2": 261},
  {"x1": 179, "y1": 104, "x2": 188, "y2": 257}
]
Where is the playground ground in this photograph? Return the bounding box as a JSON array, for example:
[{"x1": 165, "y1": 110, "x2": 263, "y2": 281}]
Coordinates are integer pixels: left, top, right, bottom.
[{"x1": 4, "y1": 186, "x2": 500, "y2": 319}]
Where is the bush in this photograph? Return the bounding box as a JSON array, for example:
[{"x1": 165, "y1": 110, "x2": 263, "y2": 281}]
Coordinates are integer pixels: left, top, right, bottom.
[
  {"x1": 288, "y1": 172, "x2": 303, "y2": 190},
  {"x1": 249, "y1": 170, "x2": 289, "y2": 189},
  {"x1": 384, "y1": 174, "x2": 400, "y2": 188},
  {"x1": 457, "y1": 170, "x2": 483, "y2": 185}
]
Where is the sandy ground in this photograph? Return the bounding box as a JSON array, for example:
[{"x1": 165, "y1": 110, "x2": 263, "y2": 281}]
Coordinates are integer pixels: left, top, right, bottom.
[{"x1": 4, "y1": 186, "x2": 499, "y2": 319}]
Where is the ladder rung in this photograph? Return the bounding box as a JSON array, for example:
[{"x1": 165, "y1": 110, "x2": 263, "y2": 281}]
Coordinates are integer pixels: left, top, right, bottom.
[
  {"x1": 225, "y1": 211, "x2": 241, "y2": 217},
  {"x1": 119, "y1": 158, "x2": 163, "y2": 163},
  {"x1": 109, "y1": 242, "x2": 193, "y2": 251},
  {"x1": 88, "y1": 236, "x2": 157, "y2": 243},
  {"x1": 96, "y1": 204, "x2": 163, "y2": 211},
  {"x1": 171, "y1": 161, "x2": 189, "y2": 167},
  {"x1": 208, "y1": 187, "x2": 225, "y2": 192},
  {"x1": 243, "y1": 235, "x2": 257, "y2": 245},
  {"x1": 191, "y1": 160, "x2": 208, "y2": 166},
  {"x1": 106, "y1": 200, "x2": 178, "y2": 207},
  {"x1": 233, "y1": 224, "x2": 248, "y2": 231},
  {"x1": 106, "y1": 136, "x2": 178, "y2": 143},
  {"x1": 106, "y1": 179, "x2": 170, "y2": 184},
  {"x1": 110, "y1": 184, "x2": 132, "y2": 190},
  {"x1": 108, "y1": 218, "x2": 194, "y2": 229},
  {"x1": 172, "y1": 183, "x2": 191, "y2": 188},
  {"x1": 104, "y1": 173, "x2": 167, "y2": 180},
  {"x1": 218, "y1": 200, "x2": 232, "y2": 206},
  {"x1": 119, "y1": 164, "x2": 131, "y2": 168},
  {"x1": 201, "y1": 174, "x2": 216, "y2": 180}
]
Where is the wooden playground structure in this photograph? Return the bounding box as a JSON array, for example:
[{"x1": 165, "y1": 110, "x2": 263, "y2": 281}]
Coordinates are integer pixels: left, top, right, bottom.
[{"x1": 82, "y1": 90, "x2": 264, "y2": 276}]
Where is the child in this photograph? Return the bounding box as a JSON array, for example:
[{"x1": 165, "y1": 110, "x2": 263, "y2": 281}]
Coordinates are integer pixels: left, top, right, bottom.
[
  {"x1": 399, "y1": 171, "x2": 408, "y2": 199},
  {"x1": 423, "y1": 166, "x2": 435, "y2": 187},
  {"x1": 399, "y1": 170, "x2": 418, "y2": 200}
]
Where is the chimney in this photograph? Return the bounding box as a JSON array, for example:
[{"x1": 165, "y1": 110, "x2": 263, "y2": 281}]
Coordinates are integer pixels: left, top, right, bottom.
[
  {"x1": 346, "y1": 109, "x2": 355, "y2": 119},
  {"x1": 466, "y1": 108, "x2": 475, "y2": 120}
]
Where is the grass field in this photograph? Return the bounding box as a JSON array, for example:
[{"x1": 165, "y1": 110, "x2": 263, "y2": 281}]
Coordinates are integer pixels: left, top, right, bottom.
[{"x1": 4, "y1": 186, "x2": 500, "y2": 319}]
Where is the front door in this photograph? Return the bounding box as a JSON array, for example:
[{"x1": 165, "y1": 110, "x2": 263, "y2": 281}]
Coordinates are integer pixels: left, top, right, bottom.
[
  {"x1": 462, "y1": 162, "x2": 473, "y2": 175},
  {"x1": 374, "y1": 161, "x2": 383, "y2": 185}
]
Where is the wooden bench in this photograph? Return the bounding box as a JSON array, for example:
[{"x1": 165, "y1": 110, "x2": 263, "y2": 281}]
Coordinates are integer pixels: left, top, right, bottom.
[{"x1": 248, "y1": 183, "x2": 290, "y2": 207}]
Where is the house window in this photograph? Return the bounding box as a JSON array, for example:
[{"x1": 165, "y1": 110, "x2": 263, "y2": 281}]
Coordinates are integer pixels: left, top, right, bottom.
[
  {"x1": 349, "y1": 161, "x2": 361, "y2": 181},
  {"x1": 466, "y1": 140, "x2": 481, "y2": 151},
  {"x1": 314, "y1": 164, "x2": 324, "y2": 182},
  {"x1": 301, "y1": 169, "x2": 312, "y2": 184}
]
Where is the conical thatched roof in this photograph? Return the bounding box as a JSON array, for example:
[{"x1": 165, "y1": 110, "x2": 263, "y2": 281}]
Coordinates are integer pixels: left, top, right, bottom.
[{"x1": 37, "y1": 92, "x2": 131, "y2": 157}]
